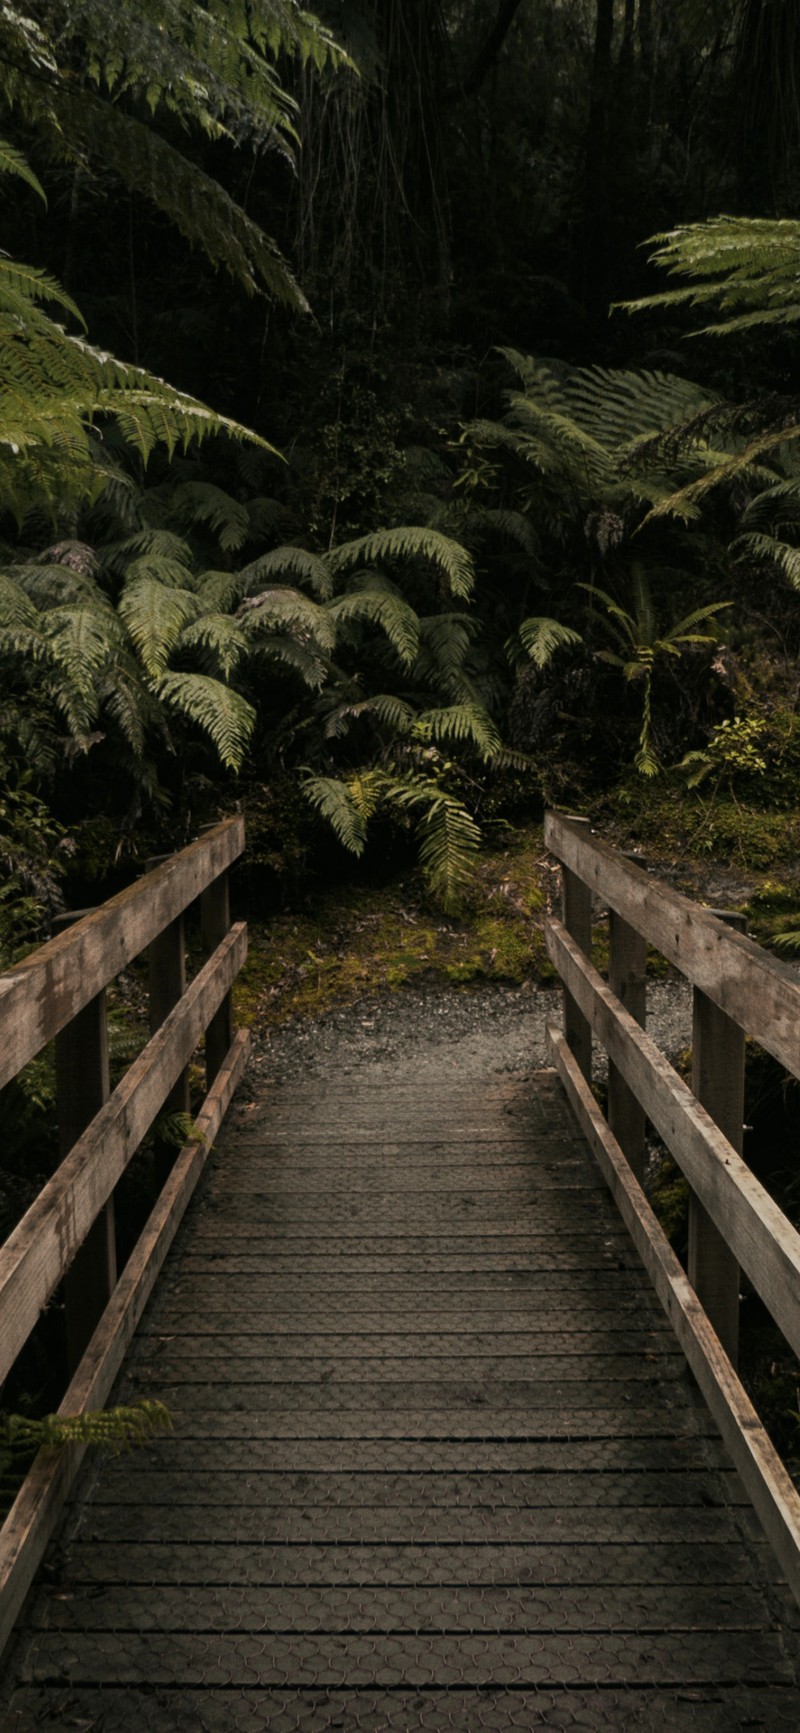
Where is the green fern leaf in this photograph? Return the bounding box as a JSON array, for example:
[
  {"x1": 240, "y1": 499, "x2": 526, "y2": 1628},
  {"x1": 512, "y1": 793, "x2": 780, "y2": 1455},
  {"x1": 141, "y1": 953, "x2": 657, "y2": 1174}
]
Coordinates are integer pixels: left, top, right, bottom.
[
  {"x1": 327, "y1": 527, "x2": 475, "y2": 600},
  {"x1": 240, "y1": 547, "x2": 332, "y2": 600},
  {"x1": 152, "y1": 672, "x2": 255, "y2": 769},
  {"x1": 516, "y1": 617, "x2": 583, "y2": 667},
  {"x1": 328, "y1": 577, "x2": 421, "y2": 668},
  {"x1": 301, "y1": 774, "x2": 368, "y2": 855},
  {"x1": 414, "y1": 703, "x2": 501, "y2": 761},
  {"x1": 119, "y1": 579, "x2": 199, "y2": 677}
]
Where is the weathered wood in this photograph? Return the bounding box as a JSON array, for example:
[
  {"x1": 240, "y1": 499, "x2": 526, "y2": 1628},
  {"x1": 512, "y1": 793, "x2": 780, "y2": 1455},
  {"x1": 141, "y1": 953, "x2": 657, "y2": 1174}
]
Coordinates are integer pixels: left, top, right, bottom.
[
  {"x1": 54, "y1": 981, "x2": 116, "y2": 1375},
  {"x1": 607, "y1": 907, "x2": 647, "y2": 1181},
  {"x1": 0, "y1": 817, "x2": 244, "y2": 1088},
  {"x1": 549, "y1": 1023, "x2": 800, "y2": 1609},
  {"x1": 200, "y1": 870, "x2": 232, "y2": 1087},
  {"x1": 148, "y1": 911, "x2": 189, "y2": 1187},
  {"x1": 0, "y1": 1028, "x2": 250, "y2": 1664},
  {"x1": 0, "y1": 923, "x2": 247, "y2": 1383},
  {"x1": 689, "y1": 911, "x2": 746, "y2": 1366},
  {"x1": 545, "y1": 916, "x2": 800, "y2": 1360},
  {"x1": 545, "y1": 809, "x2": 800, "y2": 1078},
  {"x1": 561, "y1": 816, "x2": 593, "y2": 1083}
]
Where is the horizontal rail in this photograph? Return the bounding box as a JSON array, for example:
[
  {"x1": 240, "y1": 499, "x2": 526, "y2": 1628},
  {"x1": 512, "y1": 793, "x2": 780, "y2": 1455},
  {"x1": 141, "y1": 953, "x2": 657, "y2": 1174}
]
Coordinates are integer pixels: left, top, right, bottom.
[
  {"x1": 546, "y1": 916, "x2": 800, "y2": 1360},
  {"x1": 0, "y1": 815, "x2": 244, "y2": 1087},
  {"x1": 548, "y1": 1024, "x2": 800, "y2": 1609},
  {"x1": 0, "y1": 923, "x2": 247, "y2": 1383},
  {"x1": 0, "y1": 1027, "x2": 251, "y2": 1661},
  {"x1": 544, "y1": 809, "x2": 800, "y2": 1073}
]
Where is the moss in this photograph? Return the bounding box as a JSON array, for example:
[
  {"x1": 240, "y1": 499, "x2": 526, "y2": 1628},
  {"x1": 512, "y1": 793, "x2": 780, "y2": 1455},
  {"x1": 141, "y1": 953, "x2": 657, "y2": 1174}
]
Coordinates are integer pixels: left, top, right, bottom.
[{"x1": 233, "y1": 821, "x2": 556, "y2": 1029}]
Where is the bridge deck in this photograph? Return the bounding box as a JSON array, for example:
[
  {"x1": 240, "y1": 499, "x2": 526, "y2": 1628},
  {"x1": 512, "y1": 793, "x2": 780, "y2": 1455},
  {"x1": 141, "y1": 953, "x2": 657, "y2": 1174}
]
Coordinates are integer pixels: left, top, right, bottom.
[{"x1": 6, "y1": 1039, "x2": 800, "y2": 1729}]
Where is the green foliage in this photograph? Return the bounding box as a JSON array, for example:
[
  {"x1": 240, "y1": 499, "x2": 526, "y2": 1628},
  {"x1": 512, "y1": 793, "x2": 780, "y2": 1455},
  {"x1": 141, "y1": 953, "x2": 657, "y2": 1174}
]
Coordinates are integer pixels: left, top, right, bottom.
[
  {"x1": 302, "y1": 764, "x2": 481, "y2": 911},
  {"x1": 0, "y1": 2, "x2": 349, "y2": 307},
  {"x1": 679, "y1": 715, "x2": 768, "y2": 790},
  {"x1": 584, "y1": 571, "x2": 729, "y2": 776},
  {"x1": 624, "y1": 219, "x2": 800, "y2": 337},
  {"x1": 1, "y1": 1400, "x2": 172, "y2": 1512}
]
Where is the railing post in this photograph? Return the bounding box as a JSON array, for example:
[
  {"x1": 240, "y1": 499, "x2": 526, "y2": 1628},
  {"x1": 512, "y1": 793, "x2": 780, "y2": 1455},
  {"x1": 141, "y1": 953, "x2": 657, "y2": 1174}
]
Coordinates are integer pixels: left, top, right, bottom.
[
  {"x1": 688, "y1": 910, "x2": 746, "y2": 1365},
  {"x1": 561, "y1": 816, "x2": 593, "y2": 1083},
  {"x1": 200, "y1": 865, "x2": 233, "y2": 1089},
  {"x1": 147, "y1": 863, "x2": 190, "y2": 1188},
  {"x1": 608, "y1": 871, "x2": 647, "y2": 1181},
  {"x1": 53, "y1": 912, "x2": 115, "y2": 1375}
]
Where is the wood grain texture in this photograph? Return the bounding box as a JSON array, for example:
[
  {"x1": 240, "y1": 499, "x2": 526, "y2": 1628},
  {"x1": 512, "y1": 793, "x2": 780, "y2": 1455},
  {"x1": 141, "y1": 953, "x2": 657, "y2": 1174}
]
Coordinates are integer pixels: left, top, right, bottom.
[
  {"x1": 0, "y1": 817, "x2": 244, "y2": 1086},
  {"x1": 545, "y1": 809, "x2": 800, "y2": 1075},
  {"x1": 0, "y1": 924, "x2": 246, "y2": 1381},
  {"x1": 546, "y1": 915, "x2": 800, "y2": 1360},
  {"x1": 549, "y1": 1022, "x2": 800, "y2": 1609}
]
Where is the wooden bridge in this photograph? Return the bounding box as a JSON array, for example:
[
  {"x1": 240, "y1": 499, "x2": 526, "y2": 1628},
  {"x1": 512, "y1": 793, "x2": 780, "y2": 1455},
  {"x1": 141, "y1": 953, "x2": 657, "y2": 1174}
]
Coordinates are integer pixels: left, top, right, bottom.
[{"x1": 2, "y1": 812, "x2": 800, "y2": 1728}]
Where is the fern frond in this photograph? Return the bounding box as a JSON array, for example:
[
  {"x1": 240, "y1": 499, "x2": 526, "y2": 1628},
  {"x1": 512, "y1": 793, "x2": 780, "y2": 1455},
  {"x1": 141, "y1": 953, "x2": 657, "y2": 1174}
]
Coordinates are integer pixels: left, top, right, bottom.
[
  {"x1": 240, "y1": 546, "x2": 332, "y2": 600},
  {"x1": 328, "y1": 527, "x2": 475, "y2": 600},
  {"x1": 735, "y1": 532, "x2": 800, "y2": 587},
  {"x1": 301, "y1": 774, "x2": 368, "y2": 855},
  {"x1": 516, "y1": 616, "x2": 583, "y2": 667},
  {"x1": 621, "y1": 218, "x2": 800, "y2": 336},
  {"x1": 178, "y1": 613, "x2": 250, "y2": 678},
  {"x1": 414, "y1": 703, "x2": 502, "y2": 762},
  {"x1": 2, "y1": 1399, "x2": 171, "y2": 1462},
  {"x1": 328, "y1": 577, "x2": 421, "y2": 669},
  {"x1": 119, "y1": 579, "x2": 199, "y2": 677},
  {"x1": 415, "y1": 793, "x2": 481, "y2": 912},
  {"x1": 322, "y1": 693, "x2": 415, "y2": 740},
  {"x1": 169, "y1": 481, "x2": 251, "y2": 553},
  {"x1": 0, "y1": 135, "x2": 44, "y2": 201},
  {"x1": 151, "y1": 672, "x2": 255, "y2": 769},
  {"x1": 249, "y1": 632, "x2": 328, "y2": 688},
  {"x1": 238, "y1": 585, "x2": 336, "y2": 652}
]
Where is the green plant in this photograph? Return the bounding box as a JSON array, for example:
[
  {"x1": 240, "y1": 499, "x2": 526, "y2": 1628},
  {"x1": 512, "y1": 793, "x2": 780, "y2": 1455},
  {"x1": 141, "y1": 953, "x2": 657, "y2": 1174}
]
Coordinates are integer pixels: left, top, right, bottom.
[
  {"x1": 583, "y1": 568, "x2": 729, "y2": 776},
  {"x1": 679, "y1": 714, "x2": 768, "y2": 790},
  {"x1": 1, "y1": 1399, "x2": 172, "y2": 1513}
]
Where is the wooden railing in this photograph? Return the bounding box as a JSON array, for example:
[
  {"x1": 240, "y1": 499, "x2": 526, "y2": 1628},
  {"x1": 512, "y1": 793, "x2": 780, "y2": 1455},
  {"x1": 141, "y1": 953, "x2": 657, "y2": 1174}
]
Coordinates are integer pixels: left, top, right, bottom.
[
  {"x1": 0, "y1": 816, "x2": 250, "y2": 1653},
  {"x1": 545, "y1": 809, "x2": 800, "y2": 1605}
]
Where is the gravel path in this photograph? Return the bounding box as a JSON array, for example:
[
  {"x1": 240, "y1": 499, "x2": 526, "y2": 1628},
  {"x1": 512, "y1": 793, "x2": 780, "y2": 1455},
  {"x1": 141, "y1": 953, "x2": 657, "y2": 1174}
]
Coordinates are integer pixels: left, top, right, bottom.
[{"x1": 247, "y1": 975, "x2": 694, "y2": 1091}]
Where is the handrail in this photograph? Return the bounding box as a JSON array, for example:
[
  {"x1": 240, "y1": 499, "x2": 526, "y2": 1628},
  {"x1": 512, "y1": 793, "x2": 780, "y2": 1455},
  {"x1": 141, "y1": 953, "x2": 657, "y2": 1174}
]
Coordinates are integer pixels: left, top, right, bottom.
[
  {"x1": 0, "y1": 816, "x2": 251, "y2": 1657},
  {"x1": 544, "y1": 809, "x2": 800, "y2": 1607}
]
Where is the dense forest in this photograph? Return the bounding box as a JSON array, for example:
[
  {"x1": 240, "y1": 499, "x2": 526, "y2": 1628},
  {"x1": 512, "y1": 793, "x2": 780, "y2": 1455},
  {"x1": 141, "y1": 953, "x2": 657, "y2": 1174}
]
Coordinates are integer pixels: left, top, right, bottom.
[{"x1": 2, "y1": 0, "x2": 800, "y2": 949}]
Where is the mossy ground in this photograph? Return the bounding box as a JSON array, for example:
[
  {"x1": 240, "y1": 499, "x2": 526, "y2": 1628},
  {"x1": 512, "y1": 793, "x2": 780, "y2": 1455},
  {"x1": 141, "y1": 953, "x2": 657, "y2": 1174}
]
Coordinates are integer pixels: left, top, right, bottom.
[{"x1": 234, "y1": 824, "x2": 559, "y2": 1030}]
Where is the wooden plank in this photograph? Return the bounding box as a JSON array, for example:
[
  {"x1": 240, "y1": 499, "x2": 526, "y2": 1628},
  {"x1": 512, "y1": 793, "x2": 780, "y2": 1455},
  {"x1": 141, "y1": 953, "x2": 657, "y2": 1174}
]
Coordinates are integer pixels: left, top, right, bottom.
[
  {"x1": 545, "y1": 916, "x2": 800, "y2": 1360},
  {"x1": 561, "y1": 817, "x2": 593, "y2": 1082},
  {"x1": 0, "y1": 1028, "x2": 250, "y2": 1664},
  {"x1": 689, "y1": 912, "x2": 746, "y2": 1366},
  {"x1": 548, "y1": 1022, "x2": 800, "y2": 1609},
  {"x1": 54, "y1": 986, "x2": 116, "y2": 1375},
  {"x1": 149, "y1": 913, "x2": 190, "y2": 1188},
  {"x1": 200, "y1": 872, "x2": 233, "y2": 1088},
  {"x1": 608, "y1": 908, "x2": 647, "y2": 1181},
  {"x1": 0, "y1": 817, "x2": 244, "y2": 1087},
  {"x1": 545, "y1": 809, "x2": 800, "y2": 1077},
  {"x1": 0, "y1": 924, "x2": 247, "y2": 1383}
]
